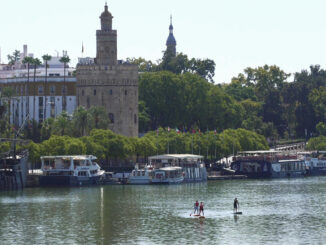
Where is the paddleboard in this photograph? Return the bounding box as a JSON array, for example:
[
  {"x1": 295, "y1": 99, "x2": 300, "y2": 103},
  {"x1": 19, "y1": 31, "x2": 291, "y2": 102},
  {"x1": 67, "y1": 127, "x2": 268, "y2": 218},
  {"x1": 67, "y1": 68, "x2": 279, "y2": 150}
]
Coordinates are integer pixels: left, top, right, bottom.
[
  {"x1": 193, "y1": 214, "x2": 200, "y2": 217},
  {"x1": 234, "y1": 212, "x2": 242, "y2": 215}
]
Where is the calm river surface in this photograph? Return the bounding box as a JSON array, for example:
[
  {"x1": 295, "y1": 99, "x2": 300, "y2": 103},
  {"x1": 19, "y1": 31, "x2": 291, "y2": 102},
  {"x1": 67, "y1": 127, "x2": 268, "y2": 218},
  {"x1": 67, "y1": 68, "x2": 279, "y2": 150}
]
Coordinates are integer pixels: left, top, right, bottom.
[{"x1": 1, "y1": 177, "x2": 326, "y2": 244}]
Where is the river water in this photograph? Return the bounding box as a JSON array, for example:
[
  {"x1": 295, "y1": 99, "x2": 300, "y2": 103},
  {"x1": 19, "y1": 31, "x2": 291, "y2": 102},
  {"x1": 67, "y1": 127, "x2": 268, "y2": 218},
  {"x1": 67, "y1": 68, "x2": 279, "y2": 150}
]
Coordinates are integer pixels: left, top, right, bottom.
[{"x1": 1, "y1": 177, "x2": 326, "y2": 244}]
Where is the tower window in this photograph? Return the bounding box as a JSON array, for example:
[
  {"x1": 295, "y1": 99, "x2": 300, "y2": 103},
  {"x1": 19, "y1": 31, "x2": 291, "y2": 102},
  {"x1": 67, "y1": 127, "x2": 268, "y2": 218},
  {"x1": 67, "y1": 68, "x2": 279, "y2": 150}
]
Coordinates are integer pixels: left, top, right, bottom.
[
  {"x1": 109, "y1": 89, "x2": 113, "y2": 95},
  {"x1": 82, "y1": 90, "x2": 84, "y2": 96},
  {"x1": 134, "y1": 114, "x2": 137, "y2": 124},
  {"x1": 108, "y1": 113, "x2": 114, "y2": 123},
  {"x1": 125, "y1": 90, "x2": 127, "y2": 95},
  {"x1": 94, "y1": 89, "x2": 96, "y2": 95}
]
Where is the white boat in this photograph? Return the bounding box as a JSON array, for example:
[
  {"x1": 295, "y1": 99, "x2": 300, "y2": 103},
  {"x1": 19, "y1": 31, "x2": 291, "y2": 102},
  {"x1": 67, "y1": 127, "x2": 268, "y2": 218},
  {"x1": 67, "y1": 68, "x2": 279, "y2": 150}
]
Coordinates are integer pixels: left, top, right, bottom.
[
  {"x1": 298, "y1": 151, "x2": 326, "y2": 176},
  {"x1": 128, "y1": 165, "x2": 154, "y2": 184},
  {"x1": 39, "y1": 155, "x2": 105, "y2": 186},
  {"x1": 148, "y1": 154, "x2": 207, "y2": 182},
  {"x1": 151, "y1": 166, "x2": 184, "y2": 184}
]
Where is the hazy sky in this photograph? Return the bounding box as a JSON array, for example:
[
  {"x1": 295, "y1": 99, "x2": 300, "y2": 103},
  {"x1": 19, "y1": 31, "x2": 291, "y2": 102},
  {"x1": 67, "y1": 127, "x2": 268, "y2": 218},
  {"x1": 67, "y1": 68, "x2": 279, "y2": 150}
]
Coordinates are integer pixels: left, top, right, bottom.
[{"x1": 1, "y1": 0, "x2": 326, "y2": 83}]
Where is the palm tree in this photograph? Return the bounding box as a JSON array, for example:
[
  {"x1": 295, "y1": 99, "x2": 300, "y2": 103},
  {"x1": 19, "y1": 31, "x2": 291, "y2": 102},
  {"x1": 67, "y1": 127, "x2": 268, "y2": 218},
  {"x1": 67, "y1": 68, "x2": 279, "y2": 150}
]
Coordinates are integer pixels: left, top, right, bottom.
[
  {"x1": 42, "y1": 54, "x2": 52, "y2": 121},
  {"x1": 22, "y1": 56, "x2": 34, "y2": 118},
  {"x1": 89, "y1": 106, "x2": 109, "y2": 129},
  {"x1": 59, "y1": 55, "x2": 70, "y2": 112},
  {"x1": 32, "y1": 58, "x2": 42, "y2": 121},
  {"x1": 72, "y1": 106, "x2": 91, "y2": 136},
  {"x1": 52, "y1": 111, "x2": 71, "y2": 136},
  {"x1": 2, "y1": 87, "x2": 14, "y2": 132}
]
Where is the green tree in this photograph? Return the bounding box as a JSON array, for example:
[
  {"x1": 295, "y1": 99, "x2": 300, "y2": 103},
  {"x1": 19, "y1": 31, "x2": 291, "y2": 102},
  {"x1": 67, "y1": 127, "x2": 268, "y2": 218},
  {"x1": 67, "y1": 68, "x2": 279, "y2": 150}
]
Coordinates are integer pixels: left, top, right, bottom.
[
  {"x1": 89, "y1": 106, "x2": 109, "y2": 129},
  {"x1": 52, "y1": 111, "x2": 72, "y2": 136},
  {"x1": 72, "y1": 106, "x2": 91, "y2": 136},
  {"x1": 7, "y1": 50, "x2": 20, "y2": 65}
]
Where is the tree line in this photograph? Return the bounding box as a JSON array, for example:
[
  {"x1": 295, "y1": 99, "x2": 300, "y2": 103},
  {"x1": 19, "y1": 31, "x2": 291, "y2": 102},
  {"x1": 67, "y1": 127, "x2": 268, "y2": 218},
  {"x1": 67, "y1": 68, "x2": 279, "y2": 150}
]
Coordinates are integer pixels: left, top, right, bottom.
[{"x1": 132, "y1": 51, "x2": 326, "y2": 144}]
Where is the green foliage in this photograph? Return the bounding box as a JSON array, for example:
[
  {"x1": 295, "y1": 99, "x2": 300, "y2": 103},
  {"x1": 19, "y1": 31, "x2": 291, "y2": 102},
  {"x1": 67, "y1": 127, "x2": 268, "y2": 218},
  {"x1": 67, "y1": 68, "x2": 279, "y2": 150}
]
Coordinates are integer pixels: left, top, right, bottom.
[
  {"x1": 306, "y1": 136, "x2": 326, "y2": 151},
  {"x1": 316, "y1": 122, "x2": 326, "y2": 136},
  {"x1": 7, "y1": 50, "x2": 21, "y2": 65},
  {"x1": 26, "y1": 127, "x2": 268, "y2": 164},
  {"x1": 139, "y1": 71, "x2": 243, "y2": 131}
]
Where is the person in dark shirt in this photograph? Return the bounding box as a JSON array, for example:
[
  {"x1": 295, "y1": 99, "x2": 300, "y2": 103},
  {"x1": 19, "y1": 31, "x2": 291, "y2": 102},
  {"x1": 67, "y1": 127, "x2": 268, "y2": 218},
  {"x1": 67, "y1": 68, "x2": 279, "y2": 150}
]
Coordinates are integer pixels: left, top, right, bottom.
[
  {"x1": 199, "y1": 202, "x2": 204, "y2": 216},
  {"x1": 234, "y1": 198, "x2": 239, "y2": 213}
]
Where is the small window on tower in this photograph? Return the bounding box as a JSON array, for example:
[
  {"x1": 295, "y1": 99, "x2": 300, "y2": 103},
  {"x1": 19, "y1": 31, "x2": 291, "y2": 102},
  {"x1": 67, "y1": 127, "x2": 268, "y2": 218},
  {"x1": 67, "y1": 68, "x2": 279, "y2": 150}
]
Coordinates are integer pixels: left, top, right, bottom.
[
  {"x1": 109, "y1": 89, "x2": 113, "y2": 95},
  {"x1": 94, "y1": 89, "x2": 96, "y2": 95},
  {"x1": 82, "y1": 90, "x2": 84, "y2": 96},
  {"x1": 108, "y1": 113, "x2": 114, "y2": 123},
  {"x1": 125, "y1": 90, "x2": 127, "y2": 95}
]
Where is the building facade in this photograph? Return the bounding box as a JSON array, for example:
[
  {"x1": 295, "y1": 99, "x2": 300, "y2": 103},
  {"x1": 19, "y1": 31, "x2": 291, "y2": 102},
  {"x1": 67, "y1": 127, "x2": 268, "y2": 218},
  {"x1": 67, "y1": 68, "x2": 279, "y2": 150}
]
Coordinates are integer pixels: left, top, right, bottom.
[
  {"x1": 0, "y1": 45, "x2": 76, "y2": 126},
  {"x1": 76, "y1": 4, "x2": 138, "y2": 137}
]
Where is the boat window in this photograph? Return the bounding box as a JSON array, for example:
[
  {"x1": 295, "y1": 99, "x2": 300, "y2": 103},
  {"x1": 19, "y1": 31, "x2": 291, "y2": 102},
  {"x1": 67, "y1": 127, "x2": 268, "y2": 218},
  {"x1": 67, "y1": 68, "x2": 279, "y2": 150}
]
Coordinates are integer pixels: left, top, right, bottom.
[{"x1": 78, "y1": 171, "x2": 87, "y2": 176}]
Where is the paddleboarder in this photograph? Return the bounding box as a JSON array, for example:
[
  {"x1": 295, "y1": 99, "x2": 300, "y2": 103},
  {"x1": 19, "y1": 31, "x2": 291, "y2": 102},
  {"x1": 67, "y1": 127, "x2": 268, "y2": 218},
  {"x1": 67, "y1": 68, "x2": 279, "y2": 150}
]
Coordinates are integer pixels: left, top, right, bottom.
[
  {"x1": 199, "y1": 202, "x2": 204, "y2": 216},
  {"x1": 233, "y1": 198, "x2": 239, "y2": 213},
  {"x1": 194, "y1": 200, "x2": 199, "y2": 215}
]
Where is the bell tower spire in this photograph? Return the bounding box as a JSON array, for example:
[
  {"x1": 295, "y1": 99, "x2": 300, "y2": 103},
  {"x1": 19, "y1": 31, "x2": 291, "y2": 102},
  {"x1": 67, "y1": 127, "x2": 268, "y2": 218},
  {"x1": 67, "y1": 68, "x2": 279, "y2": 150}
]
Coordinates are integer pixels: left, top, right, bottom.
[{"x1": 166, "y1": 15, "x2": 177, "y2": 57}]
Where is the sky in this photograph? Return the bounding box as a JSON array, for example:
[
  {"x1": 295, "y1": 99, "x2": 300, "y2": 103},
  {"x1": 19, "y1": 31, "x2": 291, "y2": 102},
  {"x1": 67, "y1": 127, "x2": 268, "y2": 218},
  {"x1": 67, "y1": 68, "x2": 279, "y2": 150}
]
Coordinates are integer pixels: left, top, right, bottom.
[{"x1": 1, "y1": 0, "x2": 326, "y2": 83}]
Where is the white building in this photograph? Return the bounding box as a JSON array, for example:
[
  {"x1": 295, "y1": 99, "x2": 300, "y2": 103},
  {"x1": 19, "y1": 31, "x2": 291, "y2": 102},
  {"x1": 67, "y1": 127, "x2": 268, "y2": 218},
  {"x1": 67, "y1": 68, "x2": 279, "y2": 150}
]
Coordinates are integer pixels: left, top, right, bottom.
[{"x1": 0, "y1": 45, "x2": 76, "y2": 126}]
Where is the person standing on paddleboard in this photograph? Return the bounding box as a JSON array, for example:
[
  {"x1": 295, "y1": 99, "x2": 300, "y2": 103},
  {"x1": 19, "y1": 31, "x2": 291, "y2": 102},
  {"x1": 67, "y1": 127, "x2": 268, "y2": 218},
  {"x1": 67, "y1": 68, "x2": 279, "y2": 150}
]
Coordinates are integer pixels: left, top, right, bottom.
[
  {"x1": 194, "y1": 200, "x2": 199, "y2": 215},
  {"x1": 234, "y1": 198, "x2": 239, "y2": 213},
  {"x1": 199, "y1": 202, "x2": 204, "y2": 216}
]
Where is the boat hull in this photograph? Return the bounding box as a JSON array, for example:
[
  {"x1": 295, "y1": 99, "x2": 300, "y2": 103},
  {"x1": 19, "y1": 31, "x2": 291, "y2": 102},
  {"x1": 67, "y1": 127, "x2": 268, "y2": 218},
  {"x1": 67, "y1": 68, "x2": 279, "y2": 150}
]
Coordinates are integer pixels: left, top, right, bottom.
[
  {"x1": 128, "y1": 177, "x2": 151, "y2": 185},
  {"x1": 151, "y1": 176, "x2": 184, "y2": 184},
  {"x1": 39, "y1": 175, "x2": 102, "y2": 186}
]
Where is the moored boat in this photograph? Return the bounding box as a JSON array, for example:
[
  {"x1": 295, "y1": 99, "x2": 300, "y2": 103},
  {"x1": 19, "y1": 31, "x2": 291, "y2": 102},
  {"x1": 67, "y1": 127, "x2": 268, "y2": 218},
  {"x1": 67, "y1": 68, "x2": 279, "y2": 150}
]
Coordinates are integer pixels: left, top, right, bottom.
[
  {"x1": 151, "y1": 166, "x2": 184, "y2": 184},
  {"x1": 298, "y1": 151, "x2": 326, "y2": 176},
  {"x1": 148, "y1": 154, "x2": 207, "y2": 182},
  {"x1": 231, "y1": 150, "x2": 306, "y2": 178},
  {"x1": 128, "y1": 165, "x2": 154, "y2": 184},
  {"x1": 39, "y1": 155, "x2": 105, "y2": 186}
]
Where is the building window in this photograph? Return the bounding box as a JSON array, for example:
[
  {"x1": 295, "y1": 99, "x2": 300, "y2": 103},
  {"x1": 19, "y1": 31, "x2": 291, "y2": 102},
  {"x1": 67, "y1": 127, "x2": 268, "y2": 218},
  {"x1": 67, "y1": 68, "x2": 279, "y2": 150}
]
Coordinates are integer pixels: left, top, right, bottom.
[
  {"x1": 109, "y1": 89, "x2": 112, "y2": 95},
  {"x1": 108, "y1": 113, "x2": 114, "y2": 123},
  {"x1": 125, "y1": 90, "x2": 127, "y2": 95},
  {"x1": 94, "y1": 89, "x2": 96, "y2": 96},
  {"x1": 62, "y1": 85, "x2": 67, "y2": 95},
  {"x1": 38, "y1": 86, "x2": 44, "y2": 95},
  {"x1": 50, "y1": 85, "x2": 56, "y2": 95},
  {"x1": 16, "y1": 87, "x2": 19, "y2": 95},
  {"x1": 134, "y1": 114, "x2": 137, "y2": 124},
  {"x1": 82, "y1": 90, "x2": 84, "y2": 96},
  {"x1": 21, "y1": 87, "x2": 24, "y2": 95}
]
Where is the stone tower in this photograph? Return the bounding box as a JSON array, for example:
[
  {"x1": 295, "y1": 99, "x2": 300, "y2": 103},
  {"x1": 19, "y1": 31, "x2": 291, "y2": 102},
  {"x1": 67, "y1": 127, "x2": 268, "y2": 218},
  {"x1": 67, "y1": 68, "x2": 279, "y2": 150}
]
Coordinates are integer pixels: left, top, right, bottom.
[
  {"x1": 76, "y1": 4, "x2": 139, "y2": 138},
  {"x1": 166, "y1": 15, "x2": 177, "y2": 56},
  {"x1": 96, "y1": 3, "x2": 117, "y2": 65}
]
